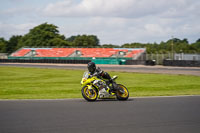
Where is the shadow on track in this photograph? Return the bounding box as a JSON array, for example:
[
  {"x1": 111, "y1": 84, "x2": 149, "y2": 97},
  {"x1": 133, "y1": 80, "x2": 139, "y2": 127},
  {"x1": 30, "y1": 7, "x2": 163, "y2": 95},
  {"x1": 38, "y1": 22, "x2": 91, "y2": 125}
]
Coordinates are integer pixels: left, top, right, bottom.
[{"x1": 80, "y1": 98, "x2": 134, "y2": 102}]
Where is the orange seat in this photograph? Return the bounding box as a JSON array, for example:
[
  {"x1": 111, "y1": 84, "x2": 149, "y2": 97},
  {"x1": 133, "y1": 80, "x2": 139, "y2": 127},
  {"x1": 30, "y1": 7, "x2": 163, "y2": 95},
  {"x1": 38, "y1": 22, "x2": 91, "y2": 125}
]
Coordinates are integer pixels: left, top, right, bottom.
[{"x1": 12, "y1": 49, "x2": 31, "y2": 56}]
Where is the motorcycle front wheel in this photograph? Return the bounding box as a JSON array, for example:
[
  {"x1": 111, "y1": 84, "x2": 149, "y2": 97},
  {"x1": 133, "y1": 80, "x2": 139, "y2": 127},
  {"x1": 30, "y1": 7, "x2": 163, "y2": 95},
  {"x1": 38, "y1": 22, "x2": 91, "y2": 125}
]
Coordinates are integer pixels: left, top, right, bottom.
[
  {"x1": 116, "y1": 84, "x2": 129, "y2": 101},
  {"x1": 81, "y1": 86, "x2": 98, "y2": 101}
]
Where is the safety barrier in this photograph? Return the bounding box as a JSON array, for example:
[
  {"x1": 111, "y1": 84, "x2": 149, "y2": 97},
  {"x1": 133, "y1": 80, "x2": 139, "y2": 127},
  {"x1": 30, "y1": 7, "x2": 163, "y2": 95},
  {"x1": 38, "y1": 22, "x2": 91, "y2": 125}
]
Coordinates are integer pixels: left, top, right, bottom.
[
  {"x1": 163, "y1": 60, "x2": 200, "y2": 67},
  {"x1": 0, "y1": 59, "x2": 146, "y2": 65},
  {"x1": 3, "y1": 59, "x2": 200, "y2": 66},
  {"x1": 8, "y1": 56, "x2": 92, "y2": 60},
  {"x1": 6, "y1": 56, "x2": 132, "y2": 65},
  {"x1": 0, "y1": 59, "x2": 91, "y2": 64},
  {"x1": 125, "y1": 60, "x2": 146, "y2": 65}
]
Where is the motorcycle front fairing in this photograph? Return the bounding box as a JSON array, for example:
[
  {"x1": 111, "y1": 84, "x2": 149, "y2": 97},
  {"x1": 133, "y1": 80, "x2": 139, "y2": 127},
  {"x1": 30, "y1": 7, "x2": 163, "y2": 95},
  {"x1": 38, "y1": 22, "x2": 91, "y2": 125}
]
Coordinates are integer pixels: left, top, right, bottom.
[{"x1": 81, "y1": 71, "x2": 98, "y2": 91}]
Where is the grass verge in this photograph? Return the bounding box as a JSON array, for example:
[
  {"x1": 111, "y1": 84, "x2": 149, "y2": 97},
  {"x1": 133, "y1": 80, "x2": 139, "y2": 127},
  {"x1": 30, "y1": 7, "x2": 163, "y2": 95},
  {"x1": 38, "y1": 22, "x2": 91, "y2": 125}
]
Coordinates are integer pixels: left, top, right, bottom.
[{"x1": 0, "y1": 66, "x2": 200, "y2": 99}]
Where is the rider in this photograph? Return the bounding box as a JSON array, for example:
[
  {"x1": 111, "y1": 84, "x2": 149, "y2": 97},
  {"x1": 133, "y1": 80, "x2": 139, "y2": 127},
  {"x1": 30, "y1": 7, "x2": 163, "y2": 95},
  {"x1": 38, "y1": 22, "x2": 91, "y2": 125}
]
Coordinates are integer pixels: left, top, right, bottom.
[{"x1": 87, "y1": 62, "x2": 117, "y2": 92}]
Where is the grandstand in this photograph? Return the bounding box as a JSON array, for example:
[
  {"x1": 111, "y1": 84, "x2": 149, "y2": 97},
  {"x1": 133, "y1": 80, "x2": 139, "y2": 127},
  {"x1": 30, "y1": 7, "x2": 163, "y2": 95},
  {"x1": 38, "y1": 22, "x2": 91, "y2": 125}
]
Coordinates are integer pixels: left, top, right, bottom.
[
  {"x1": 9, "y1": 48, "x2": 146, "y2": 64},
  {"x1": 11, "y1": 48, "x2": 145, "y2": 58}
]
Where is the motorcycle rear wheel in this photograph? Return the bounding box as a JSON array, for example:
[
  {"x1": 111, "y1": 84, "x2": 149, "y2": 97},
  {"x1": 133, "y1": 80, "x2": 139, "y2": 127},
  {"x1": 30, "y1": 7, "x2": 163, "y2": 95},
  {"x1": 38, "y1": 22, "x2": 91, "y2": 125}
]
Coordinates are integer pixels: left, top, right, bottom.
[
  {"x1": 81, "y1": 86, "x2": 98, "y2": 101},
  {"x1": 116, "y1": 84, "x2": 129, "y2": 100}
]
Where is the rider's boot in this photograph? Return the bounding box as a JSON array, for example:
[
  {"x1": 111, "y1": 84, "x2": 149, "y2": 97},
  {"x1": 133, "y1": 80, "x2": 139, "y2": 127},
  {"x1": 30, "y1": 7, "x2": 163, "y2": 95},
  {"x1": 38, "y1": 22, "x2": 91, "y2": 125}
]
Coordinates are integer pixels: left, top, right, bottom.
[
  {"x1": 109, "y1": 79, "x2": 117, "y2": 91},
  {"x1": 110, "y1": 80, "x2": 124, "y2": 94}
]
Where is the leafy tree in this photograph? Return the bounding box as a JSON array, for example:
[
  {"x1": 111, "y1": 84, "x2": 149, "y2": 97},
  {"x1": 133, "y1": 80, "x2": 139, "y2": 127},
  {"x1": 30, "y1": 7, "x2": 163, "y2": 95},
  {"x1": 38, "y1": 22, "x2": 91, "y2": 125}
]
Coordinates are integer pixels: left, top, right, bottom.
[
  {"x1": 66, "y1": 36, "x2": 77, "y2": 42},
  {"x1": 69, "y1": 34, "x2": 100, "y2": 47},
  {"x1": 7, "y1": 35, "x2": 22, "y2": 53},
  {"x1": 17, "y1": 23, "x2": 69, "y2": 48},
  {"x1": 191, "y1": 39, "x2": 200, "y2": 53},
  {"x1": 196, "y1": 38, "x2": 200, "y2": 43},
  {"x1": 0, "y1": 37, "x2": 7, "y2": 53},
  {"x1": 120, "y1": 38, "x2": 200, "y2": 54},
  {"x1": 102, "y1": 44, "x2": 120, "y2": 48},
  {"x1": 49, "y1": 38, "x2": 70, "y2": 47}
]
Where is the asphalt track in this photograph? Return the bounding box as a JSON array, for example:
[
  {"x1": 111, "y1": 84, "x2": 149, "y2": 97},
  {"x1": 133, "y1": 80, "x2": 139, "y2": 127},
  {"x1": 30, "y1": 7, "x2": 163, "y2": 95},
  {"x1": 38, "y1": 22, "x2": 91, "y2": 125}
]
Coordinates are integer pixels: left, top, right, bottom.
[
  {"x1": 0, "y1": 63, "x2": 200, "y2": 76},
  {"x1": 0, "y1": 96, "x2": 200, "y2": 133}
]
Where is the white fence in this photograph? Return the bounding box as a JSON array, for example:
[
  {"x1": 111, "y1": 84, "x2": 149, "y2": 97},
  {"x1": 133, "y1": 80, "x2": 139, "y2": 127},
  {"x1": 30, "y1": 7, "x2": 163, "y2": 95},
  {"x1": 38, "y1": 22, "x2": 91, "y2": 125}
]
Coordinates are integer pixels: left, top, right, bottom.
[{"x1": 140, "y1": 53, "x2": 200, "y2": 65}]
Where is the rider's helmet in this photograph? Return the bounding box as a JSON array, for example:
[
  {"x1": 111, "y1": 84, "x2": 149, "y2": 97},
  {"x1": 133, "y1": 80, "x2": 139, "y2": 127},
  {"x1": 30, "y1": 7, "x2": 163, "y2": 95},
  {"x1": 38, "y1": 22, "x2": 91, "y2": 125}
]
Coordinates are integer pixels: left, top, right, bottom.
[{"x1": 87, "y1": 62, "x2": 96, "y2": 73}]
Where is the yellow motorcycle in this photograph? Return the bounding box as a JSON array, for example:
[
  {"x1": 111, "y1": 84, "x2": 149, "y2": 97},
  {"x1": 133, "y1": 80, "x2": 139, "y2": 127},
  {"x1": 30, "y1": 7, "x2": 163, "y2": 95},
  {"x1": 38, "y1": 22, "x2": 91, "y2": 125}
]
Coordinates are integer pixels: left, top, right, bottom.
[{"x1": 81, "y1": 71, "x2": 129, "y2": 101}]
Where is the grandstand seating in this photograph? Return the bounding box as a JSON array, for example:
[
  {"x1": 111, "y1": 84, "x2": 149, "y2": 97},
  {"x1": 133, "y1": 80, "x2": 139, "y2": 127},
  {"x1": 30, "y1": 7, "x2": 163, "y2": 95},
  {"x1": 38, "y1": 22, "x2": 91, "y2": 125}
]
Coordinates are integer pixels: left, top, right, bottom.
[
  {"x1": 124, "y1": 49, "x2": 144, "y2": 57},
  {"x1": 80, "y1": 48, "x2": 118, "y2": 57},
  {"x1": 11, "y1": 49, "x2": 31, "y2": 57},
  {"x1": 11, "y1": 48, "x2": 145, "y2": 58},
  {"x1": 35, "y1": 48, "x2": 76, "y2": 57}
]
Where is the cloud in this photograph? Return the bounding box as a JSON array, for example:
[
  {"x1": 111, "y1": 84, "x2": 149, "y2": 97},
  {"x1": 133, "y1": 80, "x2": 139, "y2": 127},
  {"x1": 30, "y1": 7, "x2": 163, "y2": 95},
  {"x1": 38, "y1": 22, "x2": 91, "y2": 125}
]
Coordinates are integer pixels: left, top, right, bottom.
[
  {"x1": 42, "y1": 0, "x2": 153, "y2": 17},
  {"x1": 0, "y1": 0, "x2": 199, "y2": 44},
  {"x1": 43, "y1": 0, "x2": 200, "y2": 18},
  {"x1": 0, "y1": 23, "x2": 37, "y2": 39},
  {"x1": 0, "y1": 7, "x2": 34, "y2": 17}
]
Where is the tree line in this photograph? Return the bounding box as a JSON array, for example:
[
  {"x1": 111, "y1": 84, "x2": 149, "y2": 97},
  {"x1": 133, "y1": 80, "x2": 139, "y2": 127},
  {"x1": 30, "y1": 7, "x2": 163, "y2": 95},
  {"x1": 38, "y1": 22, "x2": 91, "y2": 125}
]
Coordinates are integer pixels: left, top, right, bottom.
[{"x1": 0, "y1": 23, "x2": 199, "y2": 54}]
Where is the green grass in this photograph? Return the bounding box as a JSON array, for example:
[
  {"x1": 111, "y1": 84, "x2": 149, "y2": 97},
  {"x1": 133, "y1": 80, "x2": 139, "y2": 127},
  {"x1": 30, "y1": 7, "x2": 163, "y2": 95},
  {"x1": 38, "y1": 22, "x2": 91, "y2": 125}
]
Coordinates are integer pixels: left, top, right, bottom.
[{"x1": 0, "y1": 66, "x2": 200, "y2": 99}]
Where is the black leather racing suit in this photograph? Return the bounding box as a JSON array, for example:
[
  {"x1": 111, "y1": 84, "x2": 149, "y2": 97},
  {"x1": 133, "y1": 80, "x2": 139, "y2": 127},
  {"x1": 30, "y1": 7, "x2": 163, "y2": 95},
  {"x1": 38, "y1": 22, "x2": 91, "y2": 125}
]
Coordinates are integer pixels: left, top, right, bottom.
[{"x1": 89, "y1": 67, "x2": 111, "y2": 81}]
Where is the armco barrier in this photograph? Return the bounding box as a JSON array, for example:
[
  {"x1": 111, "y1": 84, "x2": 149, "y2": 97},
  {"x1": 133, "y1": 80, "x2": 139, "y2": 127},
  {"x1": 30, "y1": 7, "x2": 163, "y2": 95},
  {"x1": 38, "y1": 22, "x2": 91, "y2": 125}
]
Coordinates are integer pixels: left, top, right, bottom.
[
  {"x1": 125, "y1": 60, "x2": 146, "y2": 65},
  {"x1": 0, "y1": 59, "x2": 127, "y2": 65},
  {"x1": 0, "y1": 59, "x2": 91, "y2": 64},
  {"x1": 1, "y1": 59, "x2": 152, "y2": 65},
  {"x1": 163, "y1": 60, "x2": 200, "y2": 67},
  {"x1": 7, "y1": 56, "x2": 92, "y2": 60},
  {"x1": 6, "y1": 56, "x2": 132, "y2": 65}
]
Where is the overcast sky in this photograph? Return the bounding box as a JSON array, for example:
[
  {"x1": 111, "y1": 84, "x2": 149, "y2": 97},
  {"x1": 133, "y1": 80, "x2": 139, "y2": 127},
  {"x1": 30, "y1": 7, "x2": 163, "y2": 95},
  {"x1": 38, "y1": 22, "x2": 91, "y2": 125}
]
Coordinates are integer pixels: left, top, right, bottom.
[{"x1": 0, "y1": 0, "x2": 200, "y2": 45}]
